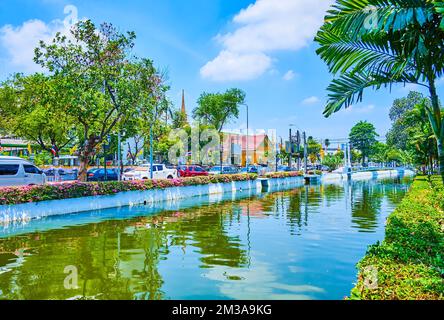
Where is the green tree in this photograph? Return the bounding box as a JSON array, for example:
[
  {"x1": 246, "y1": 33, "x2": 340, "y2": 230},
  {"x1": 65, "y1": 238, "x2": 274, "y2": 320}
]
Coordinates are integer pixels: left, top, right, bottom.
[
  {"x1": 349, "y1": 121, "x2": 379, "y2": 165},
  {"x1": 370, "y1": 142, "x2": 389, "y2": 164},
  {"x1": 307, "y1": 136, "x2": 322, "y2": 164},
  {"x1": 315, "y1": 0, "x2": 444, "y2": 181},
  {"x1": 386, "y1": 92, "x2": 438, "y2": 170},
  {"x1": 193, "y1": 88, "x2": 246, "y2": 168},
  {"x1": 386, "y1": 92, "x2": 427, "y2": 149},
  {"x1": 0, "y1": 73, "x2": 75, "y2": 158},
  {"x1": 34, "y1": 20, "x2": 163, "y2": 180}
]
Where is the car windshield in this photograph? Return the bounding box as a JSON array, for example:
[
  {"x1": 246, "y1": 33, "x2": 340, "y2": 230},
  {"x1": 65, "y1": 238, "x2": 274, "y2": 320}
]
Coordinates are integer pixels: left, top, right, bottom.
[{"x1": 210, "y1": 167, "x2": 222, "y2": 172}]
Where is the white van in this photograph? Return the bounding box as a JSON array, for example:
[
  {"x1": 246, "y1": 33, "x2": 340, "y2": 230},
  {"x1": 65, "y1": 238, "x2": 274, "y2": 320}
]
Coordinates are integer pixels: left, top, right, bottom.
[{"x1": 0, "y1": 156, "x2": 47, "y2": 187}]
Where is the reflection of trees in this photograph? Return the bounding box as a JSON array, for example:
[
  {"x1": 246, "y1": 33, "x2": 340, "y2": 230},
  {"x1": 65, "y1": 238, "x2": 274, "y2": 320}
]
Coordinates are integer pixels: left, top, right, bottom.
[
  {"x1": 321, "y1": 184, "x2": 345, "y2": 205},
  {"x1": 287, "y1": 189, "x2": 304, "y2": 234},
  {"x1": 164, "y1": 203, "x2": 249, "y2": 268},
  {"x1": 350, "y1": 181, "x2": 384, "y2": 232},
  {"x1": 0, "y1": 199, "x2": 249, "y2": 300}
]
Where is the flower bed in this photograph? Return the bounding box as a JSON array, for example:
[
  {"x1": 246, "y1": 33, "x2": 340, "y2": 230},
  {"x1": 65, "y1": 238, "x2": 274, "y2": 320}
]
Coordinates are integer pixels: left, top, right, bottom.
[
  {"x1": 350, "y1": 176, "x2": 444, "y2": 300},
  {"x1": 264, "y1": 171, "x2": 303, "y2": 179},
  {"x1": 0, "y1": 174, "x2": 258, "y2": 206}
]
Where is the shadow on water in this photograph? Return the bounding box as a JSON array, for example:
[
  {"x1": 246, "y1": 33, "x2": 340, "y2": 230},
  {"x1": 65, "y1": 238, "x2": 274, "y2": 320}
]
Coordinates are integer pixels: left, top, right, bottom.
[{"x1": 0, "y1": 177, "x2": 412, "y2": 300}]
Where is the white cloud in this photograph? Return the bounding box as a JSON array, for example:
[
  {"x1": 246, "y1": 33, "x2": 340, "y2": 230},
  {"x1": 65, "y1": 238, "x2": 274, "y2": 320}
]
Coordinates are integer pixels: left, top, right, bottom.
[
  {"x1": 302, "y1": 96, "x2": 320, "y2": 105},
  {"x1": 0, "y1": 19, "x2": 69, "y2": 73},
  {"x1": 0, "y1": 4, "x2": 82, "y2": 75},
  {"x1": 201, "y1": 0, "x2": 334, "y2": 82},
  {"x1": 200, "y1": 50, "x2": 272, "y2": 82},
  {"x1": 343, "y1": 104, "x2": 375, "y2": 114},
  {"x1": 283, "y1": 70, "x2": 296, "y2": 81}
]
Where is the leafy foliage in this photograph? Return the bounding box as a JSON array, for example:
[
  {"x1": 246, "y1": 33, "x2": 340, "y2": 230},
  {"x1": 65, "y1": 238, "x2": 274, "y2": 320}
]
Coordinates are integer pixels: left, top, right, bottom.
[
  {"x1": 350, "y1": 176, "x2": 444, "y2": 300},
  {"x1": 0, "y1": 74, "x2": 75, "y2": 157},
  {"x1": 349, "y1": 121, "x2": 379, "y2": 164},
  {"x1": 33, "y1": 20, "x2": 165, "y2": 180}
]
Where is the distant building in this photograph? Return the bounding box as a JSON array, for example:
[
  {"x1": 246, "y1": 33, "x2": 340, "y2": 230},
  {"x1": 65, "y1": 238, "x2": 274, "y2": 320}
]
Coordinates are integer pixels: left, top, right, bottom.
[
  {"x1": 181, "y1": 89, "x2": 188, "y2": 125},
  {"x1": 0, "y1": 137, "x2": 31, "y2": 156},
  {"x1": 221, "y1": 132, "x2": 272, "y2": 166}
]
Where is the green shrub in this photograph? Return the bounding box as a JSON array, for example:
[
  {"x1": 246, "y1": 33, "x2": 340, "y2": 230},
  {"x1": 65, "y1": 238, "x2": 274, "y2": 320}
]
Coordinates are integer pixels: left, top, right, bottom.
[{"x1": 350, "y1": 176, "x2": 444, "y2": 300}]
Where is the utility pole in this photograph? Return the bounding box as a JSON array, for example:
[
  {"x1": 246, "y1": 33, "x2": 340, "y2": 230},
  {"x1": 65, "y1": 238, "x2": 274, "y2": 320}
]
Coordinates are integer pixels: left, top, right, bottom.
[
  {"x1": 150, "y1": 125, "x2": 154, "y2": 180},
  {"x1": 296, "y1": 130, "x2": 301, "y2": 171},
  {"x1": 117, "y1": 131, "x2": 121, "y2": 181},
  {"x1": 289, "y1": 128, "x2": 292, "y2": 168},
  {"x1": 347, "y1": 143, "x2": 352, "y2": 169},
  {"x1": 303, "y1": 132, "x2": 308, "y2": 174}
]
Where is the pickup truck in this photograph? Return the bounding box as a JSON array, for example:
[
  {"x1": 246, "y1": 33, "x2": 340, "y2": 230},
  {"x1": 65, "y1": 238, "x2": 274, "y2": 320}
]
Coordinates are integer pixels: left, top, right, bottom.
[{"x1": 122, "y1": 164, "x2": 178, "y2": 181}]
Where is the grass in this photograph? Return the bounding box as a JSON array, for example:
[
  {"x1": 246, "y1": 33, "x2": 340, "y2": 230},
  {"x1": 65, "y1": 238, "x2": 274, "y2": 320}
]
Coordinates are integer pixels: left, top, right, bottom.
[{"x1": 350, "y1": 176, "x2": 444, "y2": 300}]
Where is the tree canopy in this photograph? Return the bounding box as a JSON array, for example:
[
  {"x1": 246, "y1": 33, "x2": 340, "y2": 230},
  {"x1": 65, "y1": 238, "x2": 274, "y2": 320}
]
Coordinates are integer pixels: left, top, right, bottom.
[{"x1": 349, "y1": 121, "x2": 379, "y2": 165}]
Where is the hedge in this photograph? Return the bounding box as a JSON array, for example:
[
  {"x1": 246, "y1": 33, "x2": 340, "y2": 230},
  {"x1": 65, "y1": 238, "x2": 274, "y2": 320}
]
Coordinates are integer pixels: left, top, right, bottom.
[
  {"x1": 350, "y1": 176, "x2": 444, "y2": 300},
  {"x1": 0, "y1": 174, "x2": 258, "y2": 206},
  {"x1": 264, "y1": 171, "x2": 303, "y2": 179}
]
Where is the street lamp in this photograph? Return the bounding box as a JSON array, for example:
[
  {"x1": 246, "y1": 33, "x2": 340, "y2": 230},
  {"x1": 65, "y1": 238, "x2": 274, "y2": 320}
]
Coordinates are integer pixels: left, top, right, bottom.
[{"x1": 242, "y1": 103, "x2": 249, "y2": 169}]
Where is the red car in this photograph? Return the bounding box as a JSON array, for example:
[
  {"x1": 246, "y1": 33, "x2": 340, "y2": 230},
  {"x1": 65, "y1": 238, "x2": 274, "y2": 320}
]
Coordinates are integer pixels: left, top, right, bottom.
[{"x1": 177, "y1": 165, "x2": 209, "y2": 177}]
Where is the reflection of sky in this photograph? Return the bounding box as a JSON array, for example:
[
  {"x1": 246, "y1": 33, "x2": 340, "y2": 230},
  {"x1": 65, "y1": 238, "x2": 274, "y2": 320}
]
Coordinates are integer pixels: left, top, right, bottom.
[{"x1": 204, "y1": 256, "x2": 324, "y2": 300}]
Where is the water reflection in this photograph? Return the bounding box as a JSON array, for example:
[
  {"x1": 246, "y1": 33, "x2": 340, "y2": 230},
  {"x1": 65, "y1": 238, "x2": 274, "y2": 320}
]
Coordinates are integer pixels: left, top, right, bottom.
[{"x1": 0, "y1": 178, "x2": 411, "y2": 300}]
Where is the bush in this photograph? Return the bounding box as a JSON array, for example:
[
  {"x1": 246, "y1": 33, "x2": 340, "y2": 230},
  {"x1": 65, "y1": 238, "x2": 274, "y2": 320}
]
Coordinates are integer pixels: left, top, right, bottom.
[
  {"x1": 0, "y1": 174, "x2": 258, "y2": 205},
  {"x1": 350, "y1": 176, "x2": 444, "y2": 300},
  {"x1": 265, "y1": 171, "x2": 303, "y2": 179}
]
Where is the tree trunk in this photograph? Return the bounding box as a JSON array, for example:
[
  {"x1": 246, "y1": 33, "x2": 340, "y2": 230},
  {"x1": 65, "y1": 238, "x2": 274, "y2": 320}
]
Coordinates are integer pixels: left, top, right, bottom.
[
  {"x1": 437, "y1": 141, "x2": 444, "y2": 183},
  {"x1": 428, "y1": 77, "x2": 443, "y2": 182},
  {"x1": 78, "y1": 137, "x2": 98, "y2": 182}
]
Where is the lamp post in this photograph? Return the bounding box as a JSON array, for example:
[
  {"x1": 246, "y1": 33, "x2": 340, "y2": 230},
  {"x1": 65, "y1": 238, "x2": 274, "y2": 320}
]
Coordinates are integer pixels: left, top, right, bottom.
[{"x1": 289, "y1": 124, "x2": 298, "y2": 169}]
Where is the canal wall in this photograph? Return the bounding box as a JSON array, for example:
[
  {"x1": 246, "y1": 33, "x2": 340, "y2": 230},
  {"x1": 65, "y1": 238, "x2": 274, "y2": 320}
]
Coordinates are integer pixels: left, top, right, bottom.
[
  {"x1": 0, "y1": 176, "x2": 304, "y2": 223},
  {"x1": 321, "y1": 169, "x2": 415, "y2": 183}
]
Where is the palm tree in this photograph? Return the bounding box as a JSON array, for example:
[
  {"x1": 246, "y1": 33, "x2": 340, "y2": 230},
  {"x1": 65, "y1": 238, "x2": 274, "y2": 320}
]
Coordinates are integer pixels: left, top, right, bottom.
[{"x1": 315, "y1": 0, "x2": 444, "y2": 181}]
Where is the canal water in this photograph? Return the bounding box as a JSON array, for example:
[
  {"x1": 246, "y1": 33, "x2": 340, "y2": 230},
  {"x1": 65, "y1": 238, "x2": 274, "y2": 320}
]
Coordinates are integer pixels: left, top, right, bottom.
[{"x1": 0, "y1": 177, "x2": 412, "y2": 300}]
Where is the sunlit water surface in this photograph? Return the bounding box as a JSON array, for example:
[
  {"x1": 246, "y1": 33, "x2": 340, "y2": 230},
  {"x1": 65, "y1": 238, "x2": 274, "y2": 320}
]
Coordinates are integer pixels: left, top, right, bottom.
[{"x1": 0, "y1": 177, "x2": 412, "y2": 300}]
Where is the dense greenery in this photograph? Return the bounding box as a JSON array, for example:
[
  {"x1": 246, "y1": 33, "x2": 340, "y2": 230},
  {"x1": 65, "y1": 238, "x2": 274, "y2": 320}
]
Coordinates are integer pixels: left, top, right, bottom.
[
  {"x1": 386, "y1": 91, "x2": 438, "y2": 172},
  {"x1": 315, "y1": 0, "x2": 444, "y2": 182},
  {"x1": 351, "y1": 176, "x2": 444, "y2": 300}
]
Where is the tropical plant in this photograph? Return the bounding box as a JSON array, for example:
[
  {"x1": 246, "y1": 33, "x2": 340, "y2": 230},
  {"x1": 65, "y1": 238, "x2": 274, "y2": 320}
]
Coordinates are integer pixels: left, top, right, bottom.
[{"x1": 315, "y1": 0, "x2": 444, "y2": 181}]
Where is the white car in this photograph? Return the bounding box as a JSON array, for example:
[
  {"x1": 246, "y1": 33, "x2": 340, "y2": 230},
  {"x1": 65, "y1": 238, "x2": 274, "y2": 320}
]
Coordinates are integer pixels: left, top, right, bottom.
[
  {"x1": 122, "y1": 164, "x2": 178, "y2": 181},
  {"x1": 0, "y1": 156, "x2": 47, "y2": 187}
]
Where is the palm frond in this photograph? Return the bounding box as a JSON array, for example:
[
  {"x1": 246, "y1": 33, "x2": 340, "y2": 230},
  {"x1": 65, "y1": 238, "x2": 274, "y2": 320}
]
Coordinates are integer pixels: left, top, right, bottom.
[
  {"x1": 326, "y1": 0, "x2": 433, "y2": 39},
  {"x1": 323, "y1": 71, "x2": 419, "y2": 117},
  {"x1": 316, "y1": 25, "x2": 415, "y2": 77}
]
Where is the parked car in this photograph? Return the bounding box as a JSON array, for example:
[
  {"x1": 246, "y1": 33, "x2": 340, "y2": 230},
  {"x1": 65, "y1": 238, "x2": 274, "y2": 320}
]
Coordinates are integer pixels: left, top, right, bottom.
[
  {"x1": 240, "y1": 166, "x2": 259, "y2": 174},
  {"x1": 277, "y1": 165, "x2": 292, "y2": 172},
  {"x1": 122, "y1": 164, "x2": 178, "y2": 181},
  {"x1": 177, "y1": 165, "x2": 209, "y2": 177},
  {"x1": 87, "y1": 168, "x2": 119, "y2": 182},
  {"x1": 208, "y1": 166, "x2": 239, "y2": 175},
  {"x1": 0, "y1": 156, "x2": 46, "y2": 187}
]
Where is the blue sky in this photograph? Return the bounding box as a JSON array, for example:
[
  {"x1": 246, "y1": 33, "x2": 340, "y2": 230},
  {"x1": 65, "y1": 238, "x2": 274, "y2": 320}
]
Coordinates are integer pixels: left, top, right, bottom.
[{"x1": 0, "y1": 0, "x2": 441, "y2": 146}]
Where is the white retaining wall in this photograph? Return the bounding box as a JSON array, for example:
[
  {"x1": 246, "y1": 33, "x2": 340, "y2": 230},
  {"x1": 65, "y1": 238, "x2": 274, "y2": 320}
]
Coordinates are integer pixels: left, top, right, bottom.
[{"x1": 0, "y1": 177, "x2": 304, "y2": 223}]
